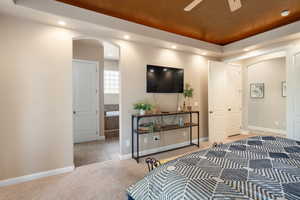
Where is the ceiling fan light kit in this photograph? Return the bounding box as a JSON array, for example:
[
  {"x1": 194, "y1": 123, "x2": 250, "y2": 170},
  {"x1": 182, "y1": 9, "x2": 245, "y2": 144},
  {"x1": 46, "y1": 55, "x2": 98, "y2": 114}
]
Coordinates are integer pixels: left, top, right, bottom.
[
  {"x1": 184, "y1": 0, "x2": 242, "y2": 12},
  {"x1": 228, "y1": 0, "x2": 242, "y2": 12}
]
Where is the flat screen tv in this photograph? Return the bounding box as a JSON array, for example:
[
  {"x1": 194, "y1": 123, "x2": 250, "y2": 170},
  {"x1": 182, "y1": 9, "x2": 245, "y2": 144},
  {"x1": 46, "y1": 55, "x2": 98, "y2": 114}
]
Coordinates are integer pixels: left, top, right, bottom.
[{"x1": 147, "y1": 65, "x2": 184, "y2": 93}]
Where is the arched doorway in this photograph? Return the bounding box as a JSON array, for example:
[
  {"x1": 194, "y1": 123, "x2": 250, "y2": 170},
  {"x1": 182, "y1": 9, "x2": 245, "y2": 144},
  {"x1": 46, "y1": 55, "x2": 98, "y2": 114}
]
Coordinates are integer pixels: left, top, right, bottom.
[{"x1": 72, "y1": 38, "x2": 121, "y2": 167}]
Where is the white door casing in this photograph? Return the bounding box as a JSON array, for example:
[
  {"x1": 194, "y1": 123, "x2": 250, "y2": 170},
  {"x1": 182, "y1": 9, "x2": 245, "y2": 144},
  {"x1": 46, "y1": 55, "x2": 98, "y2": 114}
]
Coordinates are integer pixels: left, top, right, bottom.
[
  {"x1": 208, "y1": 61, "x2": 242, "y2": 143},
  {"x1": 73, "y1": 59, "x2": 99, "y2": 143}
]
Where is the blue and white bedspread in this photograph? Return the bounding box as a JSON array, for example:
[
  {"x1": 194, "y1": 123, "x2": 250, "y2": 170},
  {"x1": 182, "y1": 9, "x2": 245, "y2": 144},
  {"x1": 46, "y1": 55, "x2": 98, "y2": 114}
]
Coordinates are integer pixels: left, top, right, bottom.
[{"x1": 127, "y1": 136, "x2": 300, "y2": 200}]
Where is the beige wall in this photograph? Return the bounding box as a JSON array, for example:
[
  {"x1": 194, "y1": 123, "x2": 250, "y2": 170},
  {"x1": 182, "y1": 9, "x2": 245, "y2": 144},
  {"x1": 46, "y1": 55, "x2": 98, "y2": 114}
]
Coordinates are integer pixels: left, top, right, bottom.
[
  {"x1": 104, "y1": 60, "x2": 119, "y2": 105},
  {"x1": 73, "y1": 39, "x2": 105, "y2": 137},
  {"x1": 239, "y1": 53, "x2": 287, "y2": 132},
  {"x1": 0, "y1": 14, "x2": 211, "y2": 180},
  {"x1": 247, "y1": 58, "x2": 286, "y2": 130},
  {"x1": 117, "y1": 40, "x2": 209, "y2": 155},
  {"x1": 0, "y1": 16, "x2": 75, "y2": 181}
]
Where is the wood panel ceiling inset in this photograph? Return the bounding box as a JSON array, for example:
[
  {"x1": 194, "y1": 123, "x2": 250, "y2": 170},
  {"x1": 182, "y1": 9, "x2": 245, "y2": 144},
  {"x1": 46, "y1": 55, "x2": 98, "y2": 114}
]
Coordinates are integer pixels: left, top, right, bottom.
[{"x1": 56, "y1": 0, "x2": 300, "y2": 45}]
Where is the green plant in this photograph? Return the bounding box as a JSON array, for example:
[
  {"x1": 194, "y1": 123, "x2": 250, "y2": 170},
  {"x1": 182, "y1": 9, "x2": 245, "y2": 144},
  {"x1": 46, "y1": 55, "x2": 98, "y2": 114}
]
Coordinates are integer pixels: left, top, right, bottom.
[
  {"x1": 133, "y1": 102, "x2": 153, "y2": 111},
  {"x1": 183, "y1": 83, "x2": 193, "y2": 99}
]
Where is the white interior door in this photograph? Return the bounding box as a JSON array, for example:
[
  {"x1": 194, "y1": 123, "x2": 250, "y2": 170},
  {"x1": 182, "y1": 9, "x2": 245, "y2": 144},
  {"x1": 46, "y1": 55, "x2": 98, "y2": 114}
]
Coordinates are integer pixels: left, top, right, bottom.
[
  {"x1": 208, "y1": 61, "x2": 242, "y2": 143},
  {"x1": 288, "y1": 49, "x2": 300, "y2": 140},
  {"x1": 73, "y1": 60, "x2": 99, "y2": 144},
  {"x1": 208, "y1": 61, "x2": 228, "y2": 143},
  {"x1": 226, "y1": 65, "x2": 242, "y2": 137}
]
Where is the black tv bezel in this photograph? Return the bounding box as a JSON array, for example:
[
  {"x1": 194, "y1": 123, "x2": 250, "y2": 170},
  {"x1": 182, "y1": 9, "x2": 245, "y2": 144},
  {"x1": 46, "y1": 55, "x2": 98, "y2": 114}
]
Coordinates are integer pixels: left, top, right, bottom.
[{"x1": 146, "y1": 65, "x2": 184, "y2": 93}]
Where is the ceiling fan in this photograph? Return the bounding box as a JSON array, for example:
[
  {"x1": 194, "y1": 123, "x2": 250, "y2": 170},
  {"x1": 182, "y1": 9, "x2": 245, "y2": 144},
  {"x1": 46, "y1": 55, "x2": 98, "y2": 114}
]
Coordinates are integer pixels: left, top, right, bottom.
[{"x1": 184, "y1": 0, "x2": 242, "y2": 12}]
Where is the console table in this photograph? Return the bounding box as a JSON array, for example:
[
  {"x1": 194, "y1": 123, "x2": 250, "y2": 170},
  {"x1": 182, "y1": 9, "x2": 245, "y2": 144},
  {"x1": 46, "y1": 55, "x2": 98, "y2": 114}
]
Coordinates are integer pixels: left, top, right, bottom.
[{"x1": 131, "y1": 111, "x2": 200, "y2": 163}]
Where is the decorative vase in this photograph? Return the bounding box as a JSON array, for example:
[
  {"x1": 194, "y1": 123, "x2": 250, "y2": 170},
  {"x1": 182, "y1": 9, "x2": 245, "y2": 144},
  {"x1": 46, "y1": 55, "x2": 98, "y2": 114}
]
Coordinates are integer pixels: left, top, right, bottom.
[
  {"x1": 139, "y1": 109, "x2": 146, "y2": 115},
  {"x1": 183, "y1": 101, "x2": 186, "y2": 111}
]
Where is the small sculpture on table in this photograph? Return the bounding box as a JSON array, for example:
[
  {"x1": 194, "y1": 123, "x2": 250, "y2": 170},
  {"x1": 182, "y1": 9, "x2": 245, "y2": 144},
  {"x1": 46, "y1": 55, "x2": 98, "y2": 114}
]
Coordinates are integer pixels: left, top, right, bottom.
[{"x1": 145, "y1": 157, "x2": 161, "y2": 172}]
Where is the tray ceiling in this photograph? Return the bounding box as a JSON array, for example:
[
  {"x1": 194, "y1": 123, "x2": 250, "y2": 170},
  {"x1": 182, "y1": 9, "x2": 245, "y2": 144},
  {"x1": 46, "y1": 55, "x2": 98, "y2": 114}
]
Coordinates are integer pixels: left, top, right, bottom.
[{"x1": 56, "y1": 0, "x2": 300, "y2": 45}]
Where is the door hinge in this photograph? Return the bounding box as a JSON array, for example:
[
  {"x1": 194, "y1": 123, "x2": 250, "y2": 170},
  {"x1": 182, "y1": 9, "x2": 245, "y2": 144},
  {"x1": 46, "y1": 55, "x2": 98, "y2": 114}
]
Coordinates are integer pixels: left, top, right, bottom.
[{"x1": 96, "y1": 110, "x2": 98, "y2": 114}]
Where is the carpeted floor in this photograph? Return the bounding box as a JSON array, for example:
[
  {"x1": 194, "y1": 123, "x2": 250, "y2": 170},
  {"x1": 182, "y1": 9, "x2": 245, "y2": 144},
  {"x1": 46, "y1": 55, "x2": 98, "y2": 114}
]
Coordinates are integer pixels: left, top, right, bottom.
[{"x1": 0, "y1": 134, "x2": 270, "y2": 200}]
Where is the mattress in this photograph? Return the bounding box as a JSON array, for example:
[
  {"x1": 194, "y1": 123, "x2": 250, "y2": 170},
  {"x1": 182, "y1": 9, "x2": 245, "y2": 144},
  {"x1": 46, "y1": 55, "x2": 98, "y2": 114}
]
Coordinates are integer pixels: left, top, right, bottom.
[{"x1": 127, "y1": 136, "x2": 300, "y2": 200}]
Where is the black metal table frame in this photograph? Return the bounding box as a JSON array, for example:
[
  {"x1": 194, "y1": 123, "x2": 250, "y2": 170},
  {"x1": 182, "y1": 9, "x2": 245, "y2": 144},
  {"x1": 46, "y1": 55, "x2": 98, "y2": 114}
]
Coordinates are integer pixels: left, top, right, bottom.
[{"x1": 131, "y1": 111, "x2": 200, "y2": 163}]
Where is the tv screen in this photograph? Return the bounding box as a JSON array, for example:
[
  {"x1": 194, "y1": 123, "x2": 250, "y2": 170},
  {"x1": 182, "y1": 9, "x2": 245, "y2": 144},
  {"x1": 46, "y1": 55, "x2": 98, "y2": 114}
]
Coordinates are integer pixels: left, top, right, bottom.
[{"x1": 147, "y1": 65, "x2": 184, "y2": 93}]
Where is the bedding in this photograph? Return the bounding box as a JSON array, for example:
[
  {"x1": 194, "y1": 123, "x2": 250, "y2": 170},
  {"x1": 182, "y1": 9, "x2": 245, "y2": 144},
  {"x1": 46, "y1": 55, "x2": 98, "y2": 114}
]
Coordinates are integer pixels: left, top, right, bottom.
[{"x1": 127, "y1": 136, "x2": 300, "y2": 200}]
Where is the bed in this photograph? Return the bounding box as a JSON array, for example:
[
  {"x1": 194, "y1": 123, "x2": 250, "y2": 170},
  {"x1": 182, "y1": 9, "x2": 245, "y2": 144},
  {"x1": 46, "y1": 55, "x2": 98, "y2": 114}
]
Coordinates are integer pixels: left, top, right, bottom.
[{"x1": 127, "y1": 136, "x2": 300, "y2": 200}]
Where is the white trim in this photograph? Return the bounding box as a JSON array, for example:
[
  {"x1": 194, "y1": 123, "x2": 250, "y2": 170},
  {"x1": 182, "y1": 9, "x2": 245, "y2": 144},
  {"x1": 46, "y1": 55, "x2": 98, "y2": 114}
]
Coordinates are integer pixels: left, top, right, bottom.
[
  {"x1": 0, "y1": 166, "x2": 74, "y2": 187},
  {"x1": 73, "y1": 135, "x2": 105, "y2": 144},
  {"x1": 247, "y1": 126, "x2": 287, "y2": 135},
  {"x1": 119, "y1": 137, "x2": 208, "y2": 160},
  {"x1": 241, "y1": 129, "x2": 250, "y2": 135},
  {"x1": 97, "y1": 135, "x2": 106, "y2": 141}
]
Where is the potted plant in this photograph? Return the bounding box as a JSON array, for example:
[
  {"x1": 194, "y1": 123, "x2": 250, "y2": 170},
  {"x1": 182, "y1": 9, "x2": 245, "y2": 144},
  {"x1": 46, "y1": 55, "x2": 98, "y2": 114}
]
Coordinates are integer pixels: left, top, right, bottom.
[
  {"x1": 183, "y1": 83, "x2": 194, "y2": 111},
  {"x1": 133, "y1": 102, "x2": 153, "y2": 115}
]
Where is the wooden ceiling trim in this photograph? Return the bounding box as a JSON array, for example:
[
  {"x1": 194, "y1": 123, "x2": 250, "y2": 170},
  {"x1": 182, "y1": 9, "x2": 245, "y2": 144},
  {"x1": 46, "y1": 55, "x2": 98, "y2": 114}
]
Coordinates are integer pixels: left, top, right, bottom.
[{"x1": 56, "y1": 0, "x2": 300, "y2": 45}]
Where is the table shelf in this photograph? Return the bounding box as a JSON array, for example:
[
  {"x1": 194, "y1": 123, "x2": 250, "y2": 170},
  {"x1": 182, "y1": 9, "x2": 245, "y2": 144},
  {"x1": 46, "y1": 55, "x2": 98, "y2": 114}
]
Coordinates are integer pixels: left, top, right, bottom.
[
  {"x1": 135, "y1": 123, "x2": 199, "y2": 134},
  {"x1": 131, "y1": 111, "x2": 200, "y2": 163}
]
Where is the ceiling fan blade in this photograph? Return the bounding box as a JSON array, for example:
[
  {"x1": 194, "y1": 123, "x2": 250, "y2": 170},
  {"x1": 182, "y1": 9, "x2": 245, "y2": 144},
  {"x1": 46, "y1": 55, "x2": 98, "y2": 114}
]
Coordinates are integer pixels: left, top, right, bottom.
[
  {"x1": 228, "y1": 0, "x2": 242, "y2": 12},
  {"x1": 184, "y1": 0, "x2": 203, "y2": 12}
]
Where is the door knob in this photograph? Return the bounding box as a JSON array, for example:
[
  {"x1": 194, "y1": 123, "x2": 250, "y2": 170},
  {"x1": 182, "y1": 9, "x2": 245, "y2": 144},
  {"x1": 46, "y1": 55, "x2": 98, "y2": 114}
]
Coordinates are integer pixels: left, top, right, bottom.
[
  {"x1": 209, "y1": 111, "x2": 214, "y2": 114},
  {"x1": 228, "y1": 108, "x2": 232, "y2": 111},
  {"x1": 73, "y1": 111, "x2": 76, "y2": 114}
]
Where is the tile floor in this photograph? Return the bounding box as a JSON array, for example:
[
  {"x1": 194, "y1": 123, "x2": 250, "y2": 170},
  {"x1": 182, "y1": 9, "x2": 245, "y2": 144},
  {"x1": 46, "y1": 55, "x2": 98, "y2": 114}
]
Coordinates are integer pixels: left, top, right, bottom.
[{"x1": 74, "y1": 137, "x2": 120, "y2": 167}]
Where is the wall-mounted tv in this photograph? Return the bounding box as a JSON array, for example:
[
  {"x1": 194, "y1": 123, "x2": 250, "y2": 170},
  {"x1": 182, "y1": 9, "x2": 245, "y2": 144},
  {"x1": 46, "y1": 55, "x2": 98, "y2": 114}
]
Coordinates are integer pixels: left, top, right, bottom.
[{"x1": 147, "y1": 65, "x2": 184, "y2": 93}]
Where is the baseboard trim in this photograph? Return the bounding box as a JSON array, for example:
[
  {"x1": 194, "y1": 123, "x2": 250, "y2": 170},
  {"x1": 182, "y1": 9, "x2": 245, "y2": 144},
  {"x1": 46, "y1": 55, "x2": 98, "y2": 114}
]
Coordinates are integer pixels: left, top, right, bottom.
[
  {"x1": 97, "y1": 136, "x2": 106, "y2": 141},
  {"x1": 247, "y1": 126, "x2": 286, "y2": 135},
  {"x1": 241, "y1": 129, "x2": 250, "y2": 135},
  {"x1": 0, "y1": 165, "x2": 74, "y2": 187},
  {"x1": 74, "y1": 135, "x2": 105, "y2": 144},
  {"x1": 119, "y1": 137, "x2": 208, "y2": 160}
]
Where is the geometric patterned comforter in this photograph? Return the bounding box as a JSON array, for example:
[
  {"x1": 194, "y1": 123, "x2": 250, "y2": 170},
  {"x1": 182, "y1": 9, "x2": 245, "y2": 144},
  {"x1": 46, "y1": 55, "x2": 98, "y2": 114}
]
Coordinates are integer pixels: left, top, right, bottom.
[{"x1": 127, "y1": 136, "x2": 300, "y2": 200}]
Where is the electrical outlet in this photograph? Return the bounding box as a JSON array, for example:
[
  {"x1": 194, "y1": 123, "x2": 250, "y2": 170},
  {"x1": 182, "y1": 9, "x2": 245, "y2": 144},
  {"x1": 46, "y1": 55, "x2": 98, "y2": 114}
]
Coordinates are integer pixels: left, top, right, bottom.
[
  {"x1": 194, "y1": 102, "x2": 199, "y2": 106},
  {"x1": 275, "y1": 121, "x2": 279, "y2": 127},
  {"x1": 126, "y1": 140, "x2": 130, "y2": 147},
  {"x1": 153, "y1": 135, "x2": 160, "y2": 141}
]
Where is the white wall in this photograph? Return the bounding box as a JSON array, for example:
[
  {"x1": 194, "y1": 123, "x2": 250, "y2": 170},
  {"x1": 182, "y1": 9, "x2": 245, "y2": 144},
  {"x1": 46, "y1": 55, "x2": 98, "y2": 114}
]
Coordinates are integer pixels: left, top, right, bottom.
[
  {"x1": 117, "y1": 40, "x2": 210, "y2": 155},
  {"x1": 247, "y1": 58, "x2": 286, "y2": 132},
  {"x1": 0, "y1": 15, "x2": 75, "y2": 181},
  {"x1": 104, "y1": 60, "x2": 119, "y2": 105}
]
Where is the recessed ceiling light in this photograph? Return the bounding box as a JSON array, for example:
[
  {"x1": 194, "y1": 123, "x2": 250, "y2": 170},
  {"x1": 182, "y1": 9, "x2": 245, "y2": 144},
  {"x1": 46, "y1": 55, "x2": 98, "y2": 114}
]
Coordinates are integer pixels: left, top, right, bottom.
[
  {"x1": 171, "y1": 45, "x2": 177, "y2": 49},
  {"x1": 244, "y1": 48, "x2": 250, "y2": 51},
  {"x1": 58, "y1": 21, "x2": 66, "y2": 26},
  {"x1": 202, "y1": 52, "x2": 207, "y2": 55},
  {"x1": 281, "y1": 10, "x2": 290, "y2": 17},
  {"x1": 123, "y1": 35, "x2": 130, "y2": 40}
]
